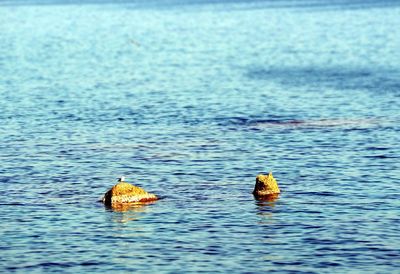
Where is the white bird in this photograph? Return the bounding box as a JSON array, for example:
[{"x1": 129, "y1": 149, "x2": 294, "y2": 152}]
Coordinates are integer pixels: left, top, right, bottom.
[{"x1": 117, "y1": 176, "x2": 126, "y2": 182}]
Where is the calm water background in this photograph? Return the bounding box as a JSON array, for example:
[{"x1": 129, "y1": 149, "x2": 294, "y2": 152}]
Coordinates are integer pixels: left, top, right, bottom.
[{"x1": 1, "y1": 0, "x2": 399, "y2": 273}]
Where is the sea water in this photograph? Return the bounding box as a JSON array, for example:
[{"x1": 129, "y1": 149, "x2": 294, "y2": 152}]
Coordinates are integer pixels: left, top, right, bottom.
[{"x1": 0, "y1": 0, "x2": 399, "y2": 273}]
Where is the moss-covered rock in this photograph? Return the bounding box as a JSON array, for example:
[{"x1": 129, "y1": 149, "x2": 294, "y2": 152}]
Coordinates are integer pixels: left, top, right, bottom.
[
  {"x1": 102, "y1": 181, "x2": 158, "y2": 206},
  {"x1": 253, "y1": 172, "x2": 280, "y2": 199}
]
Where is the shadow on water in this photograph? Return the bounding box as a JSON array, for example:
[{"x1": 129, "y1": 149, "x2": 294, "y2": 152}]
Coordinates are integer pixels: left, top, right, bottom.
[
  {"x1": 247, "y1": 66, "x2": 400, "y2": 93},
  {"x1": 216, "y1": 115, "x2": 389, "y2": 132}
]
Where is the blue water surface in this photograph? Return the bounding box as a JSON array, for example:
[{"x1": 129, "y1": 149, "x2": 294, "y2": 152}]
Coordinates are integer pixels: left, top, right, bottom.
[{"x1": 0, "y1": 0, "x2": 399, "y2": 273}]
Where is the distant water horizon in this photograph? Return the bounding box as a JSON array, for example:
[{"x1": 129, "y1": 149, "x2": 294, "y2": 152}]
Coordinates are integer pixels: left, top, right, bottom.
[{"x1": 1, "y1": 0, "x2": 399, "y2": 273}]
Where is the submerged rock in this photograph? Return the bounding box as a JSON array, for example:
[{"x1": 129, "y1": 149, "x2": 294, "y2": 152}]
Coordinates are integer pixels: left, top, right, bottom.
[
  {"x1": 102, "y1": 179, "x2": 158, "y2": 206},
  {"x1": 253, "y1": 172, "x2": 280, "y2": 199}
]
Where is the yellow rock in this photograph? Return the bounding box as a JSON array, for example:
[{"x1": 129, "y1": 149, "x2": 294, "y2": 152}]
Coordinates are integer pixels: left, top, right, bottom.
[
  {"x1": 102, "y1": 181, "x2": 158, "y2": 206},
  {"x1": 253, "y1": 172, "x2": 280, "y2": 199}
]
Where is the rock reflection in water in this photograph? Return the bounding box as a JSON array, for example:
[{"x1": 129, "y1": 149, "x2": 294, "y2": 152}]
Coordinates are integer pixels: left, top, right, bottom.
[
  {"x1": 255, "y1": 194, "x2": 279, "y2": 220},
  {"x1": 105, "y1": 201, "x2": 156, "y2": 223},
  {"x1": 255, "y1": 193, "x2": 280, "y2": 203}
]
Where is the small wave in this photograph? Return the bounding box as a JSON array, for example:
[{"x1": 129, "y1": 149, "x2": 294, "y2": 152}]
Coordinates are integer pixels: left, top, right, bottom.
[
  {"x1": 7, "y1": 261, "x2": 107, "y2": 271},
  {"x1": 364, "y1": 155, "x2": 398, "y2": 159}
]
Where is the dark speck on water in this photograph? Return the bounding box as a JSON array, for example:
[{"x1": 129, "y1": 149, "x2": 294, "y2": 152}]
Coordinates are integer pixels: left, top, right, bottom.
[{"x1": 1, "y1": 0, "x2": 400, "y2": 273}]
